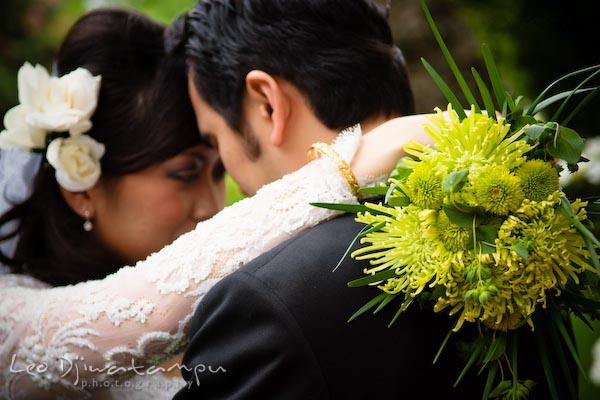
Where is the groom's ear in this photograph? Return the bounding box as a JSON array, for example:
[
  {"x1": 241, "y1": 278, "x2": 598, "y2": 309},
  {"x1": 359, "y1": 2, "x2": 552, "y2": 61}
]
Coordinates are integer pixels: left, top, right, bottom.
[{"x1": 245, "y1": 70, "x2": 290, "y2": 147}]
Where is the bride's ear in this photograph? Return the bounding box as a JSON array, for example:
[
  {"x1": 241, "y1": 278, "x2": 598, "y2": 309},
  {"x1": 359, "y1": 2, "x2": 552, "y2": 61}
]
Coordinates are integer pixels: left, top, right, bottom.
[
  {"x1": 245, "y1": 70, "x2": 290, "y2": 147},
  {"x1": 59, "y1": 186, "x2": 95, "y2": 220}
]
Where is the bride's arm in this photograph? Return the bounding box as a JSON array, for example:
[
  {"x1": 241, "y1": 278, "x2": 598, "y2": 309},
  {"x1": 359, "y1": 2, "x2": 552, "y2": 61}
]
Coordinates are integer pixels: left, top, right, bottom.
[{"x1": 0, "y1": 116, "x2": 432, "y2": 399}]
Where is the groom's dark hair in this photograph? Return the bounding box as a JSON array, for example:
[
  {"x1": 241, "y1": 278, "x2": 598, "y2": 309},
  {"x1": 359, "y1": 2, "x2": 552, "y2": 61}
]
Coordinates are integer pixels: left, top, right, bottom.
[{"x1": 184, "y1": 0, "x2": 415, "y2": 132}]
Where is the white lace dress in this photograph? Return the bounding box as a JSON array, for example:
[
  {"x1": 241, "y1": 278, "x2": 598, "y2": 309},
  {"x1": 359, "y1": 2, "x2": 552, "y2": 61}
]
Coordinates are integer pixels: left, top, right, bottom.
[{"x1": 0, "y1": 128, "x2": 373, "y2": 399}]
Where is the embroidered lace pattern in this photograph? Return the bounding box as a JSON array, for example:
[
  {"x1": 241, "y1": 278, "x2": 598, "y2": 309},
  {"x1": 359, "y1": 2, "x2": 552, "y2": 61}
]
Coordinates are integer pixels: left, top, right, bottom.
[{"x1": 0, "y1": 127, "x2": 373, "y2": 399}]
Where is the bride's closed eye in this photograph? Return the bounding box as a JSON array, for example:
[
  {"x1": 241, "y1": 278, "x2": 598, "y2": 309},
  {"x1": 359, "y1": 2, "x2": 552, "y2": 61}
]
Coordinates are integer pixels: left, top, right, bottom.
[{"x1": 166, "y1": 156, "x2": 206, "y2": 184}]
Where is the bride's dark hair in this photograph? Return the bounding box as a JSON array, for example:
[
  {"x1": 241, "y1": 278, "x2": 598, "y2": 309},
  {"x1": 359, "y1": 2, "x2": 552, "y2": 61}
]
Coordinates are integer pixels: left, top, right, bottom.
[{"x1": 0, "y1": 8, "x2": 203, "y2": 285}]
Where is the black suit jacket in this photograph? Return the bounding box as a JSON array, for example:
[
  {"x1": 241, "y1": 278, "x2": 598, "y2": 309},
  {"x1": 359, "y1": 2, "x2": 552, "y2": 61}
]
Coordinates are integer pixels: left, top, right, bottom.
[{"x1": 174, "y1": 214, "x2": 555, "y2": 399}]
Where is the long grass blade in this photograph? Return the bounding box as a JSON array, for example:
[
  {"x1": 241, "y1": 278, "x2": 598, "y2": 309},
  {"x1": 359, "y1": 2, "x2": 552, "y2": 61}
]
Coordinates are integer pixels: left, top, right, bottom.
[
  {"x1": 546, "y1": 313, "x2": 578, "y2": 398},
  {"x1": 420, "y1": 0, "x2": 480, "y2": 112},
  {"x1": 373, "y1": 292, "x2": 398, "y2": 313},
  {"x1": 481, "y1": 44, "x2": 505, "y2": 111},
  {"x1": 347, "y1": 268, "x2": 399, "y2": 287},
  {"x1": 422, "y1": 58, "x2": 467, "y2": 119},
  {"x1": 509, "y1": 333, "x2": 518, "y2": 399},
  {"x1": 472, "y1": 67, "x2": 497, "y2": 121},
  {"x1": 531, "y1": 88, "x2": 597, "y2": 115},
  {"x1": 483, "y1": 362, "x2": 498, "y2": 400},
  {"x1": 526, "y1": 64, "x2": 600, "y2": 115},
  {"x1": 433, "y1": 329, "x2": 453, "y2": 364},
  {"x1": 551, "y1": 305, "x2": 588, "y2": 379},
  {"x1": 562, "y1": 84, "x2": 600, "y2": 125},
  {"x1": 552, "y1": 67, "x2": 600, "y2": 121},
  {"x1": 347, "y1": 292, "x2": 388, "y2": 322},
  {"x1": 534, "y1": 328, "x2": 560, "y2": 400}
]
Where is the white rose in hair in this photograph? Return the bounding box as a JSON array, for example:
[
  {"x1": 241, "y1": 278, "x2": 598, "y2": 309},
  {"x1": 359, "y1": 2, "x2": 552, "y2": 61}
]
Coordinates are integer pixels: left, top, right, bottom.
[
  {"x1": 25, "y1": 66, "x2": 101, "y2": 136},
  {"x1": 46, "y1": 135, "x2": 105, "y2": 192},
  {"x1": 0, "y1": 104, "x2": 46, "y2": 150}
]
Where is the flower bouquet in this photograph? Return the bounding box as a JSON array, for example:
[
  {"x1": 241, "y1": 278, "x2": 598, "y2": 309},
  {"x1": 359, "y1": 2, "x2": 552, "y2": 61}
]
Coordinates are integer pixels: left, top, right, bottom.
[{"x1": 315, "y1": 1, "x2": 600, "y2": 399}]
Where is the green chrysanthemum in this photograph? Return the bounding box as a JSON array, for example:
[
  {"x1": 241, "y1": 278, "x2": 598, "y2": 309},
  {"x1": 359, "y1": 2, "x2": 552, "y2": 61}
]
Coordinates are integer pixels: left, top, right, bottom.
[
  {"x1": 404, "y1": 163, "x2": 444, "y2": 209},
  {"x1": 353, "y1": 204, "x2": 442, "y2": 296},
  {"x1": 433, "y1": 193, "x2": 593, "y2": 331},
  {"x1": 471, "y1": 166, "x2": 524, "y2": 215},
  {"x1": 516, "y1": 159, "x2": 560, "y2": 201},
  {"x1": 435, "y1": 211, "x2": 470, "y2": 252},
  {"x1": 404, "y1": 105, "x2": 534, "y2": 172}
]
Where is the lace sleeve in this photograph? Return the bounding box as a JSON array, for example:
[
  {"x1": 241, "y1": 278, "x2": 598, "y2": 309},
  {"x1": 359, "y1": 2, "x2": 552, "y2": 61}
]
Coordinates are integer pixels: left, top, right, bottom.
[{"x1": 0, "y1": 127, "x2": 370, "y2": 399}]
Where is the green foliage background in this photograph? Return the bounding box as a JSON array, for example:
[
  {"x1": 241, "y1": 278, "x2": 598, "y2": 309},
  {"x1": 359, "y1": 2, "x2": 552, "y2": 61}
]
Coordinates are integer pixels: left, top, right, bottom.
[{"x1": 0, "y1": 1, "x2": 598, "y2": 396}]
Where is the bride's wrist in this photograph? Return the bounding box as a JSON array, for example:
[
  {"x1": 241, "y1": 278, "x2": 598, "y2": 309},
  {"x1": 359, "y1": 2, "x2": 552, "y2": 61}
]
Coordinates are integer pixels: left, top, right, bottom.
[{"x1": 307, "y1": 142, "x2": 359, "y2": 197}]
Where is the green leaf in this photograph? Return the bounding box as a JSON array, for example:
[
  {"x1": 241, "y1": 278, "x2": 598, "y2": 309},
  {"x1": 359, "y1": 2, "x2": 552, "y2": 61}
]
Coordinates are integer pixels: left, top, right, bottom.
[
  {"x1": 421, "y1": 58, "x2": 467, "y2": 119},
  {"x1": 358, "y1": 186, "x2": 389, "y2": 196},
  {"x1": 523, "y1": 123, "x2": 548, "y2": 142},
  {"x1": 511, "y1": 116, "x2": 538, "y2": 133},
  {"x1": 480, "y1": 333, "x2": 508, "y2": 368},
  {"x1": 489, "y1": 381, "x2": 512, "y2": 398},
  {"x1": 442, "y1": 169, "x2": 469, "y2": 194},
  {"x1": 387, "y1": 196, "x2": 411, "y2": 207},
  {"x1": 472, "y1": 67, "x2": 497, "y2": 121},
  {"x1": 443, "y1": 204, "x2": 477, "y2": 228},
  {"x1": 511, "y1": 241, "x2": 529, "y2": 260},
  {"x1": 420, "y1": 0, "x2": 480, "y2": 113},
  {"x1": 482, "y1": 44, "x2": 505, "y2": 113},
  {"x1": 390, "y1": 157, "x2": 414, "y2": 181},
  {"x1": 547, "y1": 126, "x2": 584, "y2": 164},
  {"x1": 347, "y1": 292, "x2": 388, "y2": 322},
  {"x1": 347, "y1": 268, "x2": 399, "y2": 287},
  {"x1": 476, "y1": 219, "x2": 503, "y2": 243}
]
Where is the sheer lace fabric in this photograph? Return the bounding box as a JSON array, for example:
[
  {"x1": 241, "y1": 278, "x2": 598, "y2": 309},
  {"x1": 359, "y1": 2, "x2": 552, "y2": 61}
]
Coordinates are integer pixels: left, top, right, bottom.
[{"x1": 0, "y1": 127, "x2": 370, "y2": 399}]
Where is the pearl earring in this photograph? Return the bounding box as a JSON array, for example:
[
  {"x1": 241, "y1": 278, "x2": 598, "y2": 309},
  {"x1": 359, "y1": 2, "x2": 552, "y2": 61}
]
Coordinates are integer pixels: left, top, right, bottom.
[{"x1": 83, "y1": 210, "x2": 93, "y2": 232}]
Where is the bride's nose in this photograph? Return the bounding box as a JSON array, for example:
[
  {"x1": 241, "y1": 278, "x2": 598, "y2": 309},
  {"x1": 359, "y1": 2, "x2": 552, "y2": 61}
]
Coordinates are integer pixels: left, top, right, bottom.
[{"x1": 191, "y1": 179, "x2": 225, "y2": 222}]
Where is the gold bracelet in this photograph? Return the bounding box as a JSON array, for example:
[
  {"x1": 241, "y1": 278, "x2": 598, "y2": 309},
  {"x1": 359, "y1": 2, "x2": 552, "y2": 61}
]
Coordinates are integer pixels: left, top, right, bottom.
[{"x1": 307, "y1": 142, "x2": 359, "y2": 197}]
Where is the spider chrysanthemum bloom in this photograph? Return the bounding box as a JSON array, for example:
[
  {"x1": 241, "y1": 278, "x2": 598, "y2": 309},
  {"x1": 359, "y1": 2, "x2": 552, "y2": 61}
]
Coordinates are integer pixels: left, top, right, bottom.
[
  {"x1": 489, "y1": 194, "x2": 593, "y2": 326},
  {"x1": 516, "y1": 159, "x2": 560, "y2": 202},
  {"x1": 353, "y1": 204, "x2": 442, "y2": 296},
  {"x1": 470, "y1": 166, "x2": 524, "y2": 216},
  {"x1": 405, "y1": 163, "x2": 444, "y2": 210},
  {"x1": 405, "y1": 105, "x2": 533, "y2": 172}
]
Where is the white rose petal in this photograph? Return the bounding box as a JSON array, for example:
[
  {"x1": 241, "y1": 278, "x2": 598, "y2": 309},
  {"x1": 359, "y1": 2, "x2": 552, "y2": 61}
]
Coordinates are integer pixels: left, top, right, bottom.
[
  {"x1": 17, "y1": 62, "x2": 50, "y2": 112},
  {"x1": 46, "y1": 135, "x2": 105, "y2": 192},
  {"x1": 63, "y1": 68, "x2": 102, "y2": 120},
  {"x1": 11, "y1": 63, "x2": 102, "y2": 138},
  {"x1": 0, "y1": 105, "x2": 46, "y2": 150}
]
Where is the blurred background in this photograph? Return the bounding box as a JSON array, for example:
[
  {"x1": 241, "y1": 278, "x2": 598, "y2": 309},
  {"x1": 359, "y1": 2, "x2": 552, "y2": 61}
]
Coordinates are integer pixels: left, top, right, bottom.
[{"x1": 0, "y1": 0, "x2": 599, "y2": 396}]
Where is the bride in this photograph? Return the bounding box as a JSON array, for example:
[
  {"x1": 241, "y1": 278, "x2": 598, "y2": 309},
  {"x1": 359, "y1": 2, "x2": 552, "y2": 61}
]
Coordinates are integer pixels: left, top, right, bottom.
[{"x1": 0, "y1": 7, "x2": 432, "y2": 400}]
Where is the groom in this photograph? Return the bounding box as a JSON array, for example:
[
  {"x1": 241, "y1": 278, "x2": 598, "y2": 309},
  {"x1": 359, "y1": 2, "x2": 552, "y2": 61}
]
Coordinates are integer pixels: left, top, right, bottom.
[{"x1": 174, "y1": 1, "x2": 540, "y2": 399}]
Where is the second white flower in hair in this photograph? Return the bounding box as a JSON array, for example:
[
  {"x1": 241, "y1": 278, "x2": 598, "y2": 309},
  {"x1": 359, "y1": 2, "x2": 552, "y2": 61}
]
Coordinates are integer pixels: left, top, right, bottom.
[
  {"x1": 22, "y1": 63, "x2": 101, "y2": 136},
  {"x1": 46, "y1": 135, "x2": 105, "y2": 192}
]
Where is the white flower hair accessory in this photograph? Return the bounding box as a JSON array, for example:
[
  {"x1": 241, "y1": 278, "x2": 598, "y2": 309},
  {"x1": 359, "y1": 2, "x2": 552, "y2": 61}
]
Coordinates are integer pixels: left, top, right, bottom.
[{"x1": 0, "y1": 62, "x2": 104, "y2": 192}]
